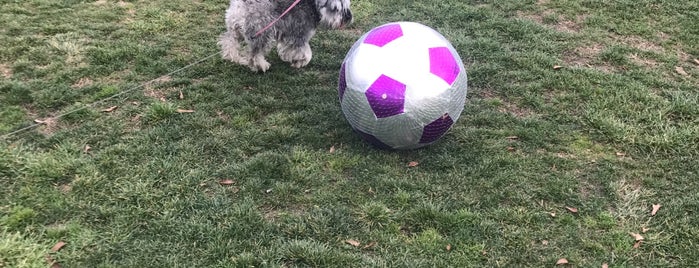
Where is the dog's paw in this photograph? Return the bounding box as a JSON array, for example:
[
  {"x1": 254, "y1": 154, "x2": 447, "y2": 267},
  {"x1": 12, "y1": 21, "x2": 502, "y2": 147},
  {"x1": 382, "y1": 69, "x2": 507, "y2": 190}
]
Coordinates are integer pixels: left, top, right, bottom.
[
  {"x1": 250, "y1": 57, "x2": 271, "y2": 73},
  {"x1": 279, "y1": 44, "x2": 312, "y2": 69},
  {"x1": 222, "y1": 51, "x2": 248, "y2": 64},
  {"x1": 291, "y1": 58, "x2": 311, "y2": 68}
]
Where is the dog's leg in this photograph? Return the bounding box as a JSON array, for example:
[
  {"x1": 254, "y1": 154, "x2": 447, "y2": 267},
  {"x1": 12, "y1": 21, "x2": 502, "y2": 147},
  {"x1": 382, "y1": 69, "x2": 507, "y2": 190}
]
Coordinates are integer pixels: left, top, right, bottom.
[
  {"x1": 218, "y1": 29, "x2": 248, "y2": 65},
  {"x1": 245, "y1": 33, "x2": 273, "y2": 72},
  {"x1": 278, "y1": 42, "x2": 312, "y2": 68},
  {"x1": 277, "y1": 30, "x2": 315, "y2": 68}
]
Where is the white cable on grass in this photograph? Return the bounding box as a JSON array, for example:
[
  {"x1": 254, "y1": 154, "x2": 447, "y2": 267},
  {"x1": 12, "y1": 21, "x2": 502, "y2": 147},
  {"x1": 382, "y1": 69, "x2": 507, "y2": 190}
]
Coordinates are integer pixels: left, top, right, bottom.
[{"x1": 1, "y1": 52, "x2": 220, "y2": 140}]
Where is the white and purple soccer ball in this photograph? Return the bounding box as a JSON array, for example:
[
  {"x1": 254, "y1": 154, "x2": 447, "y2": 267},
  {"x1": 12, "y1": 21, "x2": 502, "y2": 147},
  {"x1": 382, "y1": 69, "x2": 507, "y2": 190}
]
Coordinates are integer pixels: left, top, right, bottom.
[{"x1": 338, "y1": 22, "x2": 468, "y2": 150}]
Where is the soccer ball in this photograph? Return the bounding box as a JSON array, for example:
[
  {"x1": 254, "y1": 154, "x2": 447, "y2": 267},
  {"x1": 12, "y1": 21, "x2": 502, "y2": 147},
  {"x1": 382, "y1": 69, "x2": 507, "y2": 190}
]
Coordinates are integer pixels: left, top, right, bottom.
[{"x1": 338, "y1": 22, "x2": 468, "y2": 150}]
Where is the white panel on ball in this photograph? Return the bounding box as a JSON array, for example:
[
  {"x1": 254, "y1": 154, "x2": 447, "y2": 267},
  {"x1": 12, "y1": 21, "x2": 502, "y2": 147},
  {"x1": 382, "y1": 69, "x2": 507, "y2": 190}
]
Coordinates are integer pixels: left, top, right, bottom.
[{"x1": 338, "y1": 22, "x2": 468, "y2": 150}]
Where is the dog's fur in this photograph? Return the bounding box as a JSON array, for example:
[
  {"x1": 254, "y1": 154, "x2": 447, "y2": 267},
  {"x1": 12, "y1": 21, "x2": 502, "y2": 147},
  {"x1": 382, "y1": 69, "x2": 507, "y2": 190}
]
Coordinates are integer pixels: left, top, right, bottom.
[{"x1": 219, "y1": 0, "x2": 352, "y2": 72}]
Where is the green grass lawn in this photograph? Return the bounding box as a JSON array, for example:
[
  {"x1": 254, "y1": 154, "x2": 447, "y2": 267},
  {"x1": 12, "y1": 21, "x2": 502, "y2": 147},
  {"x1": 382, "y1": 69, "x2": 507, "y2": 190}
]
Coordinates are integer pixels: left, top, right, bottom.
[{"x1": 2, "y1": 0, "x2": 698, "y2": 267}]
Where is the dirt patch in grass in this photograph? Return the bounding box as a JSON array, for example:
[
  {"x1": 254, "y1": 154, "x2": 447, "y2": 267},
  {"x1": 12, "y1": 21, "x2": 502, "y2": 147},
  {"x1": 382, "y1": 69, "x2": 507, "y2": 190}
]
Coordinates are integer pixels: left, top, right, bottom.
[
  {"x1": 472, "y1": 88, "x2": 536, "y2": 118},
  {"x1": 35, "y1": 117, "x2": 59, "y2": 136},
  {"x1": 578, "y1": 176, "x2": 604, "y2": 200},
  {"x1": 71, "y1": 77, "x2": 94, "y2": 89},
  {"x1": 262, "y1": 205, "x2": 307, "y2": 222},
  {"x1": 95, "y1": 69, "x2": 132, "y2": 86},
  {"x1": 499, "y1": 101, "x2": 536, "y2": 118},
  {"x1": 1, "y1": 64, "x2": 11, "y2": 78},
  {"x1": 617, "y1": 36, "x2": 664, "y2": 53},
  {"x1": 674, "y1": 48, "x2": 692, "y2": 62},
  {"x1": 562, "y1": 44, "x2": 617, "y2": 72},
  {"x1": 554, "y1": 17, "x2": 583, "y2": 34},
  {"x1": 57, "y1": 183, "x2": 72, "y2": 194},
  {"x1": 628, "y1": 53, "x2": 660, "y2": 68},
  {"x1": 143, "y1": 75, "x2": 173, "y2": 101},
  {"x1": 517, "y1": 10, "x2": 583, "y2": 34}
]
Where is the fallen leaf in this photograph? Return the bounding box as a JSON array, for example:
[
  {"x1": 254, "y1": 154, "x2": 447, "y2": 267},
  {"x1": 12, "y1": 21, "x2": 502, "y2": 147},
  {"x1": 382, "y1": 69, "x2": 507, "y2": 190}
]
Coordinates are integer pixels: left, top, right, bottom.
[
  {"x1": 602, "y1": 263, "x2": 609, "y2": 268},
  {"x1": 505, "y1": 136, "x2": 519, "y2": 140},
  {"x1": 642, "y1": 227, "x2": 650, "y2": 233},
  {"x1": 408, "y1": 161, "x2": 419, "y2": 167},
  {"x1": 566, "y1": 207, "x2": 578, "y2": 213},
  {"x1": 675, "y1": 66, "x2": 688, "y2": 76},
  {"x1": 556, "y1": 258, "x2": 569, "y2": 265},
  {"x1": 345, "y1": 239, "x2": 361, "y2": 247},
  {"x1": 630, "y1": 232, "x2": 644, "y2": 241},
  {"x1": 553, "y1": 65, "x2": 564, "y2": 70},
  {"x1": 633, "y1": 241, "x2": 642, "y2": 248},
  {"x1": 179, "y1": 90, "x2": 184, "y2": 100},
  {"x1": 446, "y1": 244, "x2": 452, "y2": 251},
  {"x1": 329, "y1": 146, "x2": 336, "y2": 153},
  {"x1": 84, "y1": 144, "x2": 91, "y2": 153},
  {"x1": 651, "y1": 204, "x2": 661, "y2": 216},
  {"x1": 218, "y1": 179, "x2": 235, "y2": 185},
  {"x1": 177, "y1": 109, "x2": 195, "y2": 113},
  {"x1": 362, "y1": 241, "x2": 377, "y2": 249},
  {"x1": 102, "y1": 106, "x2": 118, "y2": 112},
  {"x1": 51, "y1": 241, "x2": 66, "y2": 252},
  {"x1": 549, "y1": 212, "x2": 556, "y2": 217}
]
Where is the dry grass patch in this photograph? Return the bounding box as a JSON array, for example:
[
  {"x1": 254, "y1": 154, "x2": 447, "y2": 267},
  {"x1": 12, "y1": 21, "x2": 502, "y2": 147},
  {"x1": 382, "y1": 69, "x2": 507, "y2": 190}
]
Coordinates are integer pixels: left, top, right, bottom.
[
  {"x1": 562, "y1": 44, "x2": 616, "y2": 72},
  {"x1": 0, "y1": 64, "x2": 11, "y2": 79},
  {"x1": 143, "y1": 75, "x2": 175, "y2": 101},
  {"x1": 71, "y1": 77, "x2": 94, "y2": 89},
  {"x1": 499, "y1": 100, "x2": 536, "y2": 118},
  {"x1": 516, "y1": 10, "x2": 583, "y2": 34},
  {"x1": 35, "y1": 117, "x2": 60, "y2": 136},
  {"x1": 609, "y1": 178, "x2": 655, "y2": 230},
  {"x1": 616, "y1": 36, "x2": 665, "y2": 53},
  {"x1": 262, "y1": 206, "x2": 308, "y2": 222},
  {"x1": 578, "y1": 177, "x2": 604, "y2": 200},
  {"x1": 47, "y1": 34, "x2": 88, "y2": 66},
  {"x1": 628, "y1": 53, "x2": 660, "y2": 68}
]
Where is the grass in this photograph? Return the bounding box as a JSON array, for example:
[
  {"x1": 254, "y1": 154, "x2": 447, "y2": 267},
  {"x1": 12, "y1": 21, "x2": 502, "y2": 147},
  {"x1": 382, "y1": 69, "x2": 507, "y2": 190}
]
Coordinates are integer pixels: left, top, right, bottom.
[{"x1": 1, "y1": 0, "x2": 698, "y2": 266}]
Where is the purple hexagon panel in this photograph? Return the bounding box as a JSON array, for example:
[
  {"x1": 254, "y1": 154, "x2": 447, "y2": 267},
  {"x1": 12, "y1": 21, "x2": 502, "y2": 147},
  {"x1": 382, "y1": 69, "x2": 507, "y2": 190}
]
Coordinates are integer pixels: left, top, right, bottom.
[
  {"x1": 419, "y1": 113, "x2": 454, "y2": 144},
  {"x1": 353, "y1": 127, "x2": 392, "y2": 150},
  {"x1": 363, "y1": 23, "x2": 403, "y2": 47},
  {"x1": 429, "y1": 47, "x2": 460, "y2": 85},
  {"x1": 365, "y1": 75, "x2": 406, "y2": 118},
  {"x1": 338, "y1": 63, "x2": 347, "y2": 101}
]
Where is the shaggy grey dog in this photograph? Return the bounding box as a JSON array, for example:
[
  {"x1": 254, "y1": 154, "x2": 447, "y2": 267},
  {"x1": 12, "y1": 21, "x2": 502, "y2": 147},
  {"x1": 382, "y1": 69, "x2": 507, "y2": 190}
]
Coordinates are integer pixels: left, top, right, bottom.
[{"x1": 219, "y1": 0, "x2": 352, "y2": 72}]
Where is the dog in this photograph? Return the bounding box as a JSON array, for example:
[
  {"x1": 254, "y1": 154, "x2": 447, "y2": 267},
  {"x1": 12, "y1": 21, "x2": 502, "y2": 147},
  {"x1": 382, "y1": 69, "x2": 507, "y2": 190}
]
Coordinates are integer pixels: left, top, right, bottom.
[{"x1": 219, "y1": 0, "x2": 353, "y2": 72}]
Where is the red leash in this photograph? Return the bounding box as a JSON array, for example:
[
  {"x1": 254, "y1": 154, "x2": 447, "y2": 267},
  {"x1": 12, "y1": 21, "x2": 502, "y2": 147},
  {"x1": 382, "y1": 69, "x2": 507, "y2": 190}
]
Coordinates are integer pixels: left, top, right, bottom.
[{"x1": 254, "y1": 0, "x2": 302, "y2": 36}]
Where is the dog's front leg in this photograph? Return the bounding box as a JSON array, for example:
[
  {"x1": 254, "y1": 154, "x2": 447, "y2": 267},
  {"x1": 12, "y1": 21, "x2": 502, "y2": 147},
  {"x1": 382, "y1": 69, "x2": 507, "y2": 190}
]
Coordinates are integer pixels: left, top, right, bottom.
[
  {"x1": 277, "y1": 29, "x2": 315, "y2": 69},
  {"x1": 247, "y1": 33, "x2": 273, "y2": 72}
]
